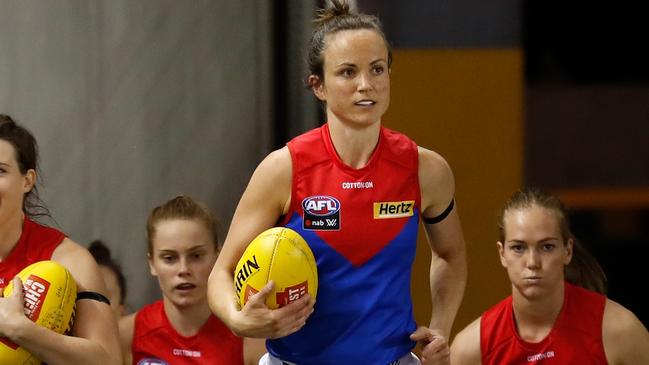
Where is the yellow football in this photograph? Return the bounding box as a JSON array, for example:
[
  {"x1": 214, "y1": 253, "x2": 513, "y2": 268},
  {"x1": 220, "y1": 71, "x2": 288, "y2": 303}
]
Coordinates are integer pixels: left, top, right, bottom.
[
  {"x1": 1, "y1": 260, "x2": 77, "y2": 365},
  {"x1": 234, "y1": 227, "x2": 318, "y2": 309}
]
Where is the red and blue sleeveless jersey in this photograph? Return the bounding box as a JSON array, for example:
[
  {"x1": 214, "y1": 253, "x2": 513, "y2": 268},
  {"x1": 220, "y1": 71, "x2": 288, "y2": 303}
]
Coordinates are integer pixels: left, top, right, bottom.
[
  {"x1": 132, "y1": 300, "x2": 243, "y2": 365},
  {"x1": 0, "y1": 217, "x2": 65, "y2": 291},
  {"x1": 269, "y1": 123, "x2": 421, "y2": 364},
  {"x1": 480, "y1": 282, "x2": 608, "y2": 364}
]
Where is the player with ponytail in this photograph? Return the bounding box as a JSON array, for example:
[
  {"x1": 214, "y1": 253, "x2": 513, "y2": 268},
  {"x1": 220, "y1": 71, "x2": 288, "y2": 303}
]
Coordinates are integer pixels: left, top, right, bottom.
[
  {"x1": 208, "y1": 1, "x2": 467, "y2": 364},
  {"x1": 451, "y1": 188, "x2": 649, "y2": 364}
]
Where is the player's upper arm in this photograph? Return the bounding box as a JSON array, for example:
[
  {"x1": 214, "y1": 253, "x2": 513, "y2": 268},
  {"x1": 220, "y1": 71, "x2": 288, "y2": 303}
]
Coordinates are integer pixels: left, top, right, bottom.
[
  {"x1": 53, "y1": 238, "x2": 107, "y2": 294},
  {"x1": 602, "y1": 299, "x2": 649, "y2": 365},
  {"x1": 418, "y1": 147, "x2": 464, "y2": 261},
  {"x1": 215, "y1": 147, "x2": 292, "y2": 272},
  {"x1": 52, "y1": 238, "x2": 121, "y2": 359},
  {"x1": 450, "y1": 317, "x2": 482, "y2": 365},
  {"x1": 418, "y1": 146, "x2": 455, "y2": 219}
]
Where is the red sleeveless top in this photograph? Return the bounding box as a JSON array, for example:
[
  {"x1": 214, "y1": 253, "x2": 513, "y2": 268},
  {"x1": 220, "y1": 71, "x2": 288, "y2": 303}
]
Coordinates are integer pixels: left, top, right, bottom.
[
  {"x1": 0, "y1": 217, "x2": 65, "y2": 291},
  {"x1": 132, "y1": 300, "x2": 244, "y2": 365},
  {"x1": 480, "y1": 282, "x2": 608, "y2": 364}
]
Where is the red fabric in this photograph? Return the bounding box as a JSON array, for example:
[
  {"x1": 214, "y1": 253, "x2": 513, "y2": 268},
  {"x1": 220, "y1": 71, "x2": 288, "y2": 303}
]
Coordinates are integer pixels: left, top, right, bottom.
[
  {"x1": 281, "y1": 123, "x2": 421, "y2": 266},
  {"x1": 0, "y1": 217, "x2": 65, "y2": 291},
  {"x1": 480, "y1": 282, "x2": 608, "y2": 364},
  {"x1": 132, "y1": 300, "x2": 244, "y2": 365}
]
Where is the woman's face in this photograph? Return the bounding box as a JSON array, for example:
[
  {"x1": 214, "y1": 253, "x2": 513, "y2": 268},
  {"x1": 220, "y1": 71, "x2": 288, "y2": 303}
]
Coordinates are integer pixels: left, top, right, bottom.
[
  {"x1": 312, "y1": 29, "x2": 390, "y2": 127},
  {"x1": 148, "y1": 218, "x2": 218, "y2": 308},
  {"x1": 498, "y1": 206, "x2": 573, "y2": 300},
  {"x1": 0, "y1": 139, "x2": 34, "y2": 225}
]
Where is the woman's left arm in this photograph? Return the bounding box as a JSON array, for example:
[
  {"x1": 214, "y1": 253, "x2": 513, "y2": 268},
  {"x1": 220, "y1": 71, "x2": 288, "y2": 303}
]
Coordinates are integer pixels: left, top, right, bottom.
[
  {"x1": 418, "y1": 147, "x2": 467, "y2": 338},
  {"x1": 4, "y1": 238, "x2": 123, "y2": 365}
]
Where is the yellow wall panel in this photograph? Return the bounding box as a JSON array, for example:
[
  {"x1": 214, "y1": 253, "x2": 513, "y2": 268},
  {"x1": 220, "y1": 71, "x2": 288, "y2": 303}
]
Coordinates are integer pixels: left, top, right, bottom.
[{"x1": 383, "y1": 49, "x2": 523, "y2": 338}]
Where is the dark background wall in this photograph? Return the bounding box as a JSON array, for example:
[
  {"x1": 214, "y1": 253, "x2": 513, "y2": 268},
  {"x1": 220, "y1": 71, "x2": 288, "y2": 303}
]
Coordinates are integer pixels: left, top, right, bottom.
[
  {"x1": 359, "y1": 0, "x2": 648, "y2": 336},
  {"x1": 524, "y1": 1, "x2": 649, "y2": 327}
]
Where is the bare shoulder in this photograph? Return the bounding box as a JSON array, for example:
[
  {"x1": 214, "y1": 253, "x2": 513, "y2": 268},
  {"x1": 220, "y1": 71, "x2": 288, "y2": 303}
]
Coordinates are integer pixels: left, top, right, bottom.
[
  {"x1": 603, "y1": 299, "x2": 647, "y2": 335},
  {"x1": 417, "y1": 146, "x2": 455, "y2": 216},
  {"x1": 51, "y1": 237, "x2": 105, "y2": 292},
  {"x1": 450, "y1": 317, "x2": 482, "y2": 365},
  {"x1": 255, "y1": 146, "x2": 292, "y2": 180},
  {"x1": 602, "y1": 299, "x2": 649, "y2": 364},
  {"x1": 417, "y1": 146, "x2": 452, "y2": 181},
  {"x1": 248, "y1": 146, "x2": 292, "y2": 210}
]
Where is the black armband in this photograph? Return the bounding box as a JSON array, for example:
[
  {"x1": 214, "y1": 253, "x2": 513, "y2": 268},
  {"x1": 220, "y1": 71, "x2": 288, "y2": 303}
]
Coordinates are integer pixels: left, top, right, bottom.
[
  {"x1": 422, "y1": 199, "x2": 455, "y2": 224},
  {"x1": 77, "y1": 291, "x2": 111, "y2": 305}
]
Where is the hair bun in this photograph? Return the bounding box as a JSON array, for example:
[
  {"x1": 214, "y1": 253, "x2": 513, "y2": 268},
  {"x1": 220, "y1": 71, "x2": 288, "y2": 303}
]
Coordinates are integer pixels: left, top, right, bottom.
[
  {"x1": 314, "y1": 0, "x2": 351, "y2": 25},
  {"x1": 88, "y1": 240, "x2": 112, "y2": 262},
  {"x1": 0, "y1": 114, "x2": 18, "y2": 127}
]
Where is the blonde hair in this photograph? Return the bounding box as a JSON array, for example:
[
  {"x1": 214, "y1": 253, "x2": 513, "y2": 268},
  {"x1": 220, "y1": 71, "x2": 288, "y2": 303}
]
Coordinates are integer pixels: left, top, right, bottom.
[{"x1": 146, "y1": 196, "x2": 220, "y2": 254}]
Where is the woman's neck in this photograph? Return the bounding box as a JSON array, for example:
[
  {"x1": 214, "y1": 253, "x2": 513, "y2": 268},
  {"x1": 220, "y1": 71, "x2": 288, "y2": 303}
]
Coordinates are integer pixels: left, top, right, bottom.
[
  {"x1": 0, "y1": 212, "x2": 25, "y2": 261},
  {"x1": 511, "y1": 282, "x2": 565, "y2": 343},
  {"x1": 327, "y1": 118, "x2": 381, "y2": 169},
  {"x1": 163, "y1": 299, "x2": 212, "y2": 337}
]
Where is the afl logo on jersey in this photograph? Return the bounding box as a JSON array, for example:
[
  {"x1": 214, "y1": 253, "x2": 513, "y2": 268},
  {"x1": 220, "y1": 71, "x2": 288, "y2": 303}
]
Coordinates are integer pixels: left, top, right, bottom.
[
  {"x1": 302, "y1": 195, "x2": 341, "y2": 230},
  {"x1": 137, "y1": 359, "x2": 168, "y2": 365}
]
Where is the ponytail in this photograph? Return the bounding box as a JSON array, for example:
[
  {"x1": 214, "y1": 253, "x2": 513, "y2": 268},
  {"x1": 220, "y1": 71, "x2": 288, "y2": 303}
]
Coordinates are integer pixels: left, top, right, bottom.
[{"x1": 566, "y1": 240, "x2": 607, "y2": 294}]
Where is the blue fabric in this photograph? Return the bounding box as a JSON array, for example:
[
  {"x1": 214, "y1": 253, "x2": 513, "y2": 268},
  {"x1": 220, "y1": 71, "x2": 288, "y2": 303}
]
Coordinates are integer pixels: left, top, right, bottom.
[{"x1": 267, "y1": 213, "x2": 419, "y2": 365}]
